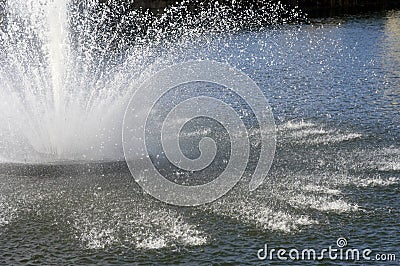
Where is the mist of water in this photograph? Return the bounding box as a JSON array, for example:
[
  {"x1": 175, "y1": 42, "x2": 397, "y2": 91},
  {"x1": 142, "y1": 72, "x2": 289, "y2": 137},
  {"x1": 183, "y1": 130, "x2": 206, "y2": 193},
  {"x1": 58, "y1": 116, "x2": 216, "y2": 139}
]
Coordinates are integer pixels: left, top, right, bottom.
[{"x1": 0, "y1": 0, "x2": 304, "y2": 163}]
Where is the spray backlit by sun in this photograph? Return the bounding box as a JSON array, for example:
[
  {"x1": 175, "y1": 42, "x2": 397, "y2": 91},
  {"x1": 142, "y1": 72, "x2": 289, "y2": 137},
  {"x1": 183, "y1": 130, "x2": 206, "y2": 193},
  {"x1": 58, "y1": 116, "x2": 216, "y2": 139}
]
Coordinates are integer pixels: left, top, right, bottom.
[{"x1": 0, "y1": 0, "x2": 304, "y2": 163}]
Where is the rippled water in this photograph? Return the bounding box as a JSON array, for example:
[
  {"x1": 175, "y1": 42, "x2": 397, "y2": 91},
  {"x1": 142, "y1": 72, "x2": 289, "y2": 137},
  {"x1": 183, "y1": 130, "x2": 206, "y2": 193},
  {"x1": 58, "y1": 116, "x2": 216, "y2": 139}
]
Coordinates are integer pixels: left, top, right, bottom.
[{"x1": 1, "y1": 10, "x2": 399, "y2": 265}]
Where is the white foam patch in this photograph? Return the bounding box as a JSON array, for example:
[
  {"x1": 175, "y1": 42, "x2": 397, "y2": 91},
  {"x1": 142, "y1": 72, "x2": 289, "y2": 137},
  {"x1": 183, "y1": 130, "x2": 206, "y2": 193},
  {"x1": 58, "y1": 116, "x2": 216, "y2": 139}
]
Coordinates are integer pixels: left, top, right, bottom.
[
  {"x1": 302, "y1": 184, "x2": 342, "y2": 195},
  {"x1": 73, "y1": 209, "x2": 208, "y2": 250},
  {"x1": 287, "y1": 194, "x2": 358, "y2": 213},
  {"x1": 136, "y1": 237, "x2": 167, "y2": 250},
  {"x1": 380, "y1": 148, "x2": 400, "y2": 170},
  {"x1": 135, "y1": 211, "x2": 207, "y2": 249},
  {"x1": 375, "y1": 148, "x2": 400, "y2": 171},
  {"x1": 73, "y1": 214, "x2": 120, "y2": 249},
  {"x1": 381, "y1": 148, "x2": 400, "y2": 155},
  {"x1": 79, "y1": 226, "x2": 118, "y2": 250},
  {"x1": 208, "y1": 200, "x2": 318, "y2": 233},
  {"x1": 349, "y1": 177, "x2": 399, "y2": 188},
  {"x1": 305, "y1": 133, "x2": 362, "y2": 145},
  {"x1": 271, "y1": 177, "x2": 357, "y2": 213},
  {"x1": 277, "y1": 120, "x2": 362, "y2": 146},
  {"x1": 377, "y1": 161, "x2": 400, "y2": 171},
  {"x1": 346, "y1": 147, "x2": 400, "y2": 173},
  {"x1": 277, "y1": 120, "x2": 316, "y2": 131},
  {"x1": 0, "y1": 196, "x2": 18, "y2": 227},
  {"x1": 251, "y1": 207, "x2": 319, "y2": 232},
  {"x1": 136, "y1": 219, "x2": 207, "y2": 250},
  {"x1": 289, "y1": 128, "x2": 332, "y2": 138},
  {"x1": 290, "y1": 173, "x2": 399, "y2": 190}
]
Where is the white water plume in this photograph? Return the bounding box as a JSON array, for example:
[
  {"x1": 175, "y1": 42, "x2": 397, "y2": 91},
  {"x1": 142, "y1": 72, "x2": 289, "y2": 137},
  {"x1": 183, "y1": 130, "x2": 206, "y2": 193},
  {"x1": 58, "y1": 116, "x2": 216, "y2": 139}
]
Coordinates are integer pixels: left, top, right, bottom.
[{"x1": 0, "y1": 0, "x2": 303, "y2": 163}]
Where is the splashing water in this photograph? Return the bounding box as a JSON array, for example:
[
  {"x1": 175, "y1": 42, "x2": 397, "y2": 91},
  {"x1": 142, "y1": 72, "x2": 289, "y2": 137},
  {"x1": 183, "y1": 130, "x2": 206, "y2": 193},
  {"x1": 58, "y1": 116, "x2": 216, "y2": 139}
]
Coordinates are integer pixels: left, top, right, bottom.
[
  {"x1": 0, "y1": 0, "x2": 304, "y2": 163},
  {"x1": 0, "y1": 3, "x2": 399, "y2": 259}
]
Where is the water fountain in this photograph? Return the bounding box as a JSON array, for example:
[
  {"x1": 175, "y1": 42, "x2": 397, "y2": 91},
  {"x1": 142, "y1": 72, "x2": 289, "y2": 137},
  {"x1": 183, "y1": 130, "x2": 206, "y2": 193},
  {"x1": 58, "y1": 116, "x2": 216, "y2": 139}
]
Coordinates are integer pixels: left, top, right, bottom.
[
  {"x1": 0, "y1": 0, "x2": 399, "y2": 264},
  {"x1": 0, "y1": 0, "x2": 303, "y2": 164}
]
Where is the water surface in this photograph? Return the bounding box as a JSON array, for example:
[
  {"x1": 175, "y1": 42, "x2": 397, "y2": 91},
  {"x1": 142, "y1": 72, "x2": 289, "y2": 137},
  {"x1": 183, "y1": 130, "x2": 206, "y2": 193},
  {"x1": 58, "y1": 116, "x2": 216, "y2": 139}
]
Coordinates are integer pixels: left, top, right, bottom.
[{"x1": 0, "y1": 10, "x2": 399, "y2": 265}]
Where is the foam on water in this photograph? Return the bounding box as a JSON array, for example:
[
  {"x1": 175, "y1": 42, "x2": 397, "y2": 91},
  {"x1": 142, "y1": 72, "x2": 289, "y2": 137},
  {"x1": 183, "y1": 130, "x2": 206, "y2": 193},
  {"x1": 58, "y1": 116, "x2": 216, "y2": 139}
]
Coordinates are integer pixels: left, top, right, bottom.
[
  {"x1": 135, "y1": 213, "x2": 208, "y2": 250},
  {"x1": 378, "y1": 162, "x2": 400, "y2": 171},
  {"x1": 206, "y1": 197, "x2": 319, "y2": 233},
  {"x1": 286, "y1": 194, "x2": 358, "y2": 213},
  {"x1": 136, "y1": 237, "x2": 168, "y2": 250},
  {"x1": 349, "y1": 176, "x2": 399, "y2": 188},
  {"x1": 285, "y1": 173, "x2": 399, "y2": 190},
  {"x1": 78, "y1": 226, "x2": 117, "y2": 250},
  {"x1": 374, "y1": 148, "x2": 400, "y2": 172},
  {"x1": 199, "y1": 164, "x2": 398, "y2": 233},
  {"x1": 277, "y1": 120, "x2": 316, "y2": 131},
  {"x1": 0, "y1": 176, "x2": 53, "y2": 230},
  {"x1": 348, "y1": 147, "x2": 400, "y2": 173},
  {"x1": 0, "y1": 196, "x2": 18, "y2": 228},
  {"x1": 0, "y1": 168, "x2": 397, "y2": 251},
  {"x1": 288, "y1": 128, "x2": 333, "y2": 138},
  {"x1": 249, "y1": 206, "x2": 319, "y2": 231},
  {"x1": 267, "y1": 176, "x2": 358, "y2": 213},
  {"x1": 277, "y1": 120, "x2": 363, "y2": 146},
  {"x1": 72, "y1": 206, "x2": 208, "y2": 250},
  {"x1": 305, "y1": 132, "x2": 362, "y2": 145},
  {"x1": 248, "y1": 120, "x2": 363, "y2": 149}
]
